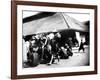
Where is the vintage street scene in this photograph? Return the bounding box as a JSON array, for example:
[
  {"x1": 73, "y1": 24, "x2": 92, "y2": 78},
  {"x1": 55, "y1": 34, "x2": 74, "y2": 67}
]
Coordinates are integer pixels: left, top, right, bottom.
[{"x1": 22, "y1": 12, "x2": 90, "y2": 68}]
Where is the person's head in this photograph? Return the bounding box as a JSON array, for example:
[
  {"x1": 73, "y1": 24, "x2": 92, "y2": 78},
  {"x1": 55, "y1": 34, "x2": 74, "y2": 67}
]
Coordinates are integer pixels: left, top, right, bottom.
[
  {"x1": 65, "y1": 43, "x2": 69, "y2": 48},
  {"x1": 56, "y1": 32, "x2": 61, "y2": 38},
  {"x1": 69, "y1": 37, "x2": 72, "y2": 40},
  {"x1": 61, "y1": 46, "x2": 64, "y2": 49}
]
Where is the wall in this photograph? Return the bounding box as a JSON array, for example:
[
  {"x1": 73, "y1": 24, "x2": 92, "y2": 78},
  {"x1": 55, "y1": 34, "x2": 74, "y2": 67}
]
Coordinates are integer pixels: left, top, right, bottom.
[{"x1": 0, "y1": 0, "x2": 99, "y2": 80}]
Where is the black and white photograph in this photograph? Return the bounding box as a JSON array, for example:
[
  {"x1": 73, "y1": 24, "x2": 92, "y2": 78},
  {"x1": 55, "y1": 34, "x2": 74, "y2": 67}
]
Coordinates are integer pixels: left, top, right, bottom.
[
  {"x1": 22, "y1": 11, "x2": 90, "y2": 68},
  {"x1": 11, "y1": 1, "x2": 97, "y2": 79}
]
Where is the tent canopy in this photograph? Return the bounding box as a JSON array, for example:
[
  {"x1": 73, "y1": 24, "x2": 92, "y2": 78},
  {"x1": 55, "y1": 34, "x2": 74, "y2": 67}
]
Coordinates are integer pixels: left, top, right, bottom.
[{"x1": 23, "y1": 12, "x2": 88, "y2": 36}]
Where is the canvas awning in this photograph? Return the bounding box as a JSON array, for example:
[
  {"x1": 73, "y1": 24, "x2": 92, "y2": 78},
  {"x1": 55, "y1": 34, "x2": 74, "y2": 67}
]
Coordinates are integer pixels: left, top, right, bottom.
[{"x1": 23, "y1": 12, "x2": 88, "y2": 36}]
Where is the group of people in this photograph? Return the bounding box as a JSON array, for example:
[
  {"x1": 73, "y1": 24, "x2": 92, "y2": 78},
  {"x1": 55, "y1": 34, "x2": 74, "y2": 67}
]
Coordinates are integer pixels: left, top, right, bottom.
[
  {"x1": 24, "y1": 32, "x2": 85, "y2": 67},
  {"x1": 25, "y1": 32, "x2": 75, "y2": 66}
]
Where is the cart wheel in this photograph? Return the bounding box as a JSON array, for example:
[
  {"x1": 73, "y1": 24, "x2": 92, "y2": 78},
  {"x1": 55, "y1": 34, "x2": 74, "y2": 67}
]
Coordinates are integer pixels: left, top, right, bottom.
[{"x1": 30, "y1": 52, "x2": 39, "y2": 67}]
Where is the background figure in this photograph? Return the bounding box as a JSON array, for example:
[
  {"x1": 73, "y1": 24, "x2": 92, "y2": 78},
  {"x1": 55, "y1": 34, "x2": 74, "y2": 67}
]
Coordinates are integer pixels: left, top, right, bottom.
[
  {"x1": 78, "y1": 39, "x2": 85, "y2": 52},
  {"x1": 23, "y1": 39, "x2": 29, "y2": 63},
  {"x1": 67, "y1": 38, "x2": 73, "y2": 50}
]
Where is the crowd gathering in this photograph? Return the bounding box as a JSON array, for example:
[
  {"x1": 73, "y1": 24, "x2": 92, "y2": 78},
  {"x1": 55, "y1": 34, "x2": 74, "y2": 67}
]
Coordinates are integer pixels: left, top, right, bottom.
[{"x1": 23, "y1": 31, "x2": 85, "y2": 67}]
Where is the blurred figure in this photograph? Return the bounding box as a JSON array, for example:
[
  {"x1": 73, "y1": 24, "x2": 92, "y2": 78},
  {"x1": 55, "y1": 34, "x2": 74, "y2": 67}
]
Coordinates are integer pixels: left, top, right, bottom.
[
  {"x1": 73, "y1": 37, "x2": 79, "y2": 47},
  {"x1": 40, "y1": 35, "x2": 47, "y2": 61},
  {"x1": 67, "y1": 38, "x2": 73, "y2": 50},
  {"x1": 65, "y1": 44, "x2": 73, "y2": 56},
  {"x1": 78, "y1": 39, "x2": 85, "y2": 52}
]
